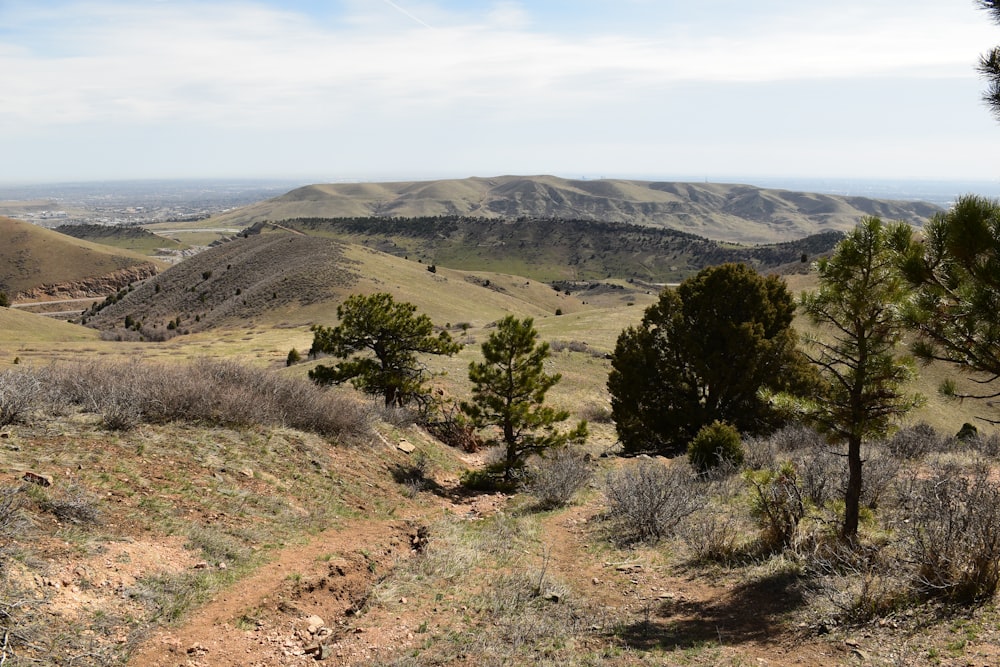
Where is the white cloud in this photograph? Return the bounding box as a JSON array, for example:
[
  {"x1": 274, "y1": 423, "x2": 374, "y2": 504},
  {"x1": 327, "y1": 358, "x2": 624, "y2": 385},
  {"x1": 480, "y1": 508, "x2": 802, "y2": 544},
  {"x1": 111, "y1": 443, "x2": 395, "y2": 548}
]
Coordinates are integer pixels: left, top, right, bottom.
[
  {"x1": 3, "y1": 0, "x2": 1000, "y2": 181},
  {"x1": 1, "y1": 0, "x2": 995, "y2": 132}
]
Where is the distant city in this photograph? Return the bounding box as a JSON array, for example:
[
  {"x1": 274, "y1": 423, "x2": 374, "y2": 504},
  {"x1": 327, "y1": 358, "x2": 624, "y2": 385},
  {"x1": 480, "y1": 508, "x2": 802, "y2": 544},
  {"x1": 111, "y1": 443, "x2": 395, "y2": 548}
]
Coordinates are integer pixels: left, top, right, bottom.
[
  {"x1": 0, "y1": 179, "x2": 307, "y2": 226},
  {"x1": 2, "y1": 176, "x2": 1000, "y2": 227}
]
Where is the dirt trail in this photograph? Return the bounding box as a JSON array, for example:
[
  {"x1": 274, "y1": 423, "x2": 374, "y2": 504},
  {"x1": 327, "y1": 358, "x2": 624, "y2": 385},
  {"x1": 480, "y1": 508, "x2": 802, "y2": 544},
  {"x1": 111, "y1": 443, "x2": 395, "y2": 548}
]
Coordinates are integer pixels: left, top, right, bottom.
[
  {"x1": 129, "y1": 518, "x2": 425, "y2": 667},
  {"x1": 536, "y1": 499, "x2": 841, "y2": 666}
]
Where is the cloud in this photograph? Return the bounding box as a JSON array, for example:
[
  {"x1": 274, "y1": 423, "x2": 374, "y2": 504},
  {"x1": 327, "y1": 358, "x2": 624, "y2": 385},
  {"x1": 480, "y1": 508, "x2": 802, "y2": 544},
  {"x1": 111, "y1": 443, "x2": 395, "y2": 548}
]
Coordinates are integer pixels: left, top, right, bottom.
[{"x1": 1, "y1": 0, "x2": 994, "y2": 134}]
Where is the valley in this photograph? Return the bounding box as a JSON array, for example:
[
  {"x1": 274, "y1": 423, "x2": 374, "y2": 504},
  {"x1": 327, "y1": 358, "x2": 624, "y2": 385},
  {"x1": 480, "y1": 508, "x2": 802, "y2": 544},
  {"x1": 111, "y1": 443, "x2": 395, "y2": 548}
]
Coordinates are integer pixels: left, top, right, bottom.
[{"x1": 0, "y1": 177, "x2": 997, "y2": 667}]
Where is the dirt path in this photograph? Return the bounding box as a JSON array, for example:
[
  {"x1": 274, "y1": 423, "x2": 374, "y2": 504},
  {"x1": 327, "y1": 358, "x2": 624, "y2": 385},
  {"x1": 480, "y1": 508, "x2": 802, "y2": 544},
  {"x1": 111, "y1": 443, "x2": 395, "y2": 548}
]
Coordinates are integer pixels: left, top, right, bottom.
[
  {"x1": 536, "y1": 499, "x2": 843, "y2": 666},
  {"x1": 129, "y1": 517, "x2": 427, "y2": 667}
]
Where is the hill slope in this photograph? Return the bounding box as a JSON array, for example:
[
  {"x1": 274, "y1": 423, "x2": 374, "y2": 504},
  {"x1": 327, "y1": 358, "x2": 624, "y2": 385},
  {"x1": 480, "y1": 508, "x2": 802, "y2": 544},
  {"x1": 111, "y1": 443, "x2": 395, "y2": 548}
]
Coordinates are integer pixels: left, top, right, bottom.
[
  {"x1": 0, "y1": 217, "x2": 162, "y2": 299},
  {"x1": 55, "y1": 223, "x2": 187, "y2": 256},
  {"x1": 210, "y1": 175, "x2": 940, "y2": 244},
  {"x1": 82, "y1": 229, "x2": 622, "y2": 340},
  {"x1": 259, "y1": 216, "x2": 843, "y2": 283}
]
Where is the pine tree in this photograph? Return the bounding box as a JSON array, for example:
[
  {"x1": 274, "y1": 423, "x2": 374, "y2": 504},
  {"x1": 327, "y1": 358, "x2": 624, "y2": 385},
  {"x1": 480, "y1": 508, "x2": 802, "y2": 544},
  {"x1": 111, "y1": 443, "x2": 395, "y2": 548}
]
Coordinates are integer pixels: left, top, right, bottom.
[
  {"x1": 308, "y1": 293, "x2": 460, "y2": 407},
  {"x1": 798, "y1": 217, "x2": 923, "y2": 539},
  {"x1": 462, "y1": 316, "x2": 586, "y2": 481}
]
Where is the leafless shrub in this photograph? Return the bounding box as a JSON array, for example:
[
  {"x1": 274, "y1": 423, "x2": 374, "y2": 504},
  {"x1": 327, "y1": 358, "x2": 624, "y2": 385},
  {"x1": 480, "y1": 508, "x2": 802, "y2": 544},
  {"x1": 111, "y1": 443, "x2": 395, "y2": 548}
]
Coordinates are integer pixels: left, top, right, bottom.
[
  {"x1": 969, "y1": 432, "x2": 1000, "y2": 458},
  {"x1": 392, "y1": 452, "x2": 432, "y2": 498},
  {"x1": 0, "y1": 486, "x2": 28, "y2": 565},
  {"x1": 786, "y1": 444, "x2": 841, "y2": 507},
  {"x1": 0, "y1": 369, "x2": 41, "y2": 426},
  {"x1": 905, "y1": 463, "x2": 1000, "y2": 603},
  {"x1": 33, "y1": 359, "x2": 374, "y2": 442},
  {"x1": 422, "y1": 398, "x2": 483, "y2": 451},
  {"x1": 526, "y1": 448, "x2": 593, "y2": 509},
  {"x1": 805, "y1": 541, "x2": 911, "y2": 623},
  {"x1": 549, "y1": 340, "x2": 604, "y2": 358},
  {"x1": 604, "y1": 459, "x2": 700, "y2": 544},
  {"x1": 767, "y1": 423, "x2": 827, "y2": 454},
  {"x1": 885, "y1": 422, "x2": 943, "y2": 460},
  {"x1": 743, "y1": 434, "x2": 779, "y2": 471},
  {"x1": 860, "y1": 448, "x2": 900, "y2": 511},
  {"x1": 35, "y1": 483, "x2": 101, "y2": 525},
  {"x1": 578, "y1": 402, "x2": 613, "y2": 424},
  {"x1": 680, "y1": 511, "x2": 742, "y2": 564}
]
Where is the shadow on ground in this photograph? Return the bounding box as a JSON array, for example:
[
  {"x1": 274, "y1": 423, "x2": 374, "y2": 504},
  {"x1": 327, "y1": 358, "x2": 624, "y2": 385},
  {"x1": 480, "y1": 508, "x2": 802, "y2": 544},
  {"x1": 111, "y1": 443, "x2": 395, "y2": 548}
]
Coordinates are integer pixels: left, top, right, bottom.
[{"x1": 610, "y1": 568, "x2": 807, "y2": 650}]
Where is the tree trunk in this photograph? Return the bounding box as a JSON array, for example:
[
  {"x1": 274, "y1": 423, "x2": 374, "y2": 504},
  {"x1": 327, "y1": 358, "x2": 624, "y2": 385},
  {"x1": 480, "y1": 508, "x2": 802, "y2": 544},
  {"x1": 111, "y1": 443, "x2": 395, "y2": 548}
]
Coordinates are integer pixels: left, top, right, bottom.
[{"x1": 843, "y1": 434, "x2": 863, "y2": 540}]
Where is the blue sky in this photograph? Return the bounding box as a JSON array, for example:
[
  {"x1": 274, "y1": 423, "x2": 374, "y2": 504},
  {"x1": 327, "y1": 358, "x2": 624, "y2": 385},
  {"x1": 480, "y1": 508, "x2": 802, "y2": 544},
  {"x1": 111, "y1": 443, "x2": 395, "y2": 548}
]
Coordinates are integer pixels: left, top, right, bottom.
[{"x1": 2, "y1": 0, "x2": 1000, "y2": 185}]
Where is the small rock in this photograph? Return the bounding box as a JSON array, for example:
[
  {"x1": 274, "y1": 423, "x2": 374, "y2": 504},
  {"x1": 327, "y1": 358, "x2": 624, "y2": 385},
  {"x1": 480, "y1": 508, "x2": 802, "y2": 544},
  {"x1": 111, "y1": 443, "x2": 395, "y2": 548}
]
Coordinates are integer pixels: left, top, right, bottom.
[
  {"x1": 399, "y1": 597, "x2": 407, "y2": 604},
  {"x1": 306, "y1": 615, "x2": 325, "y2": 635},
  {"x1": 239, "y1": 468, "x2": 254, "y2": 478},
  {"x1": 186, "y1": 643, "x2": 208, "y2": 656},
  {"x1": 22, "y1": 471, "x2": 52, "y2": 487},
  {"x1": 543, "y1": 590, "x2": 561, "y2": 603},
  {"x1": 193, "y1": 561, "x2": 209, "y2": 570},
  {"x1": 592, "y1": 577, "x2": 601, "y2": 585},
  {"x1": 397, "y1": 440, "x2": 416, "y2": 454},
  {"x1": 217, "y1": 561, "x2": 227, "y2": 570}
]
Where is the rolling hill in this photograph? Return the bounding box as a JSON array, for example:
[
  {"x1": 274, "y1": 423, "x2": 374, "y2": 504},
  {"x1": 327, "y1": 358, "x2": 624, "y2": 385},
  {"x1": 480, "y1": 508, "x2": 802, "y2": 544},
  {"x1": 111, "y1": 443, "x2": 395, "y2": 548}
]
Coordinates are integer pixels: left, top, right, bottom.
[
  {"x1": 55, "y1": 223, "x2": 188, "y2": 256},
  {"x1": 0, "y1": 216, "x2": 163, "y2": 300},
  {"x1": 255, "y1": 216, "x2": 843, "y2": 283},
  {"x1": 208, "y1": 175, "x2": 941, "y2": 244}
]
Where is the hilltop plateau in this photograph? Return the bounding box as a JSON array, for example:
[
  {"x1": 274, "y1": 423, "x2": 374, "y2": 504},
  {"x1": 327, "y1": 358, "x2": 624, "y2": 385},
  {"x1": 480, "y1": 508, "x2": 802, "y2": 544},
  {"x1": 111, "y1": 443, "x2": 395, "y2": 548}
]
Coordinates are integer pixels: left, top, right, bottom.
[{"x1": 208, "y1": 175, "x2": 941, "y2": 244}]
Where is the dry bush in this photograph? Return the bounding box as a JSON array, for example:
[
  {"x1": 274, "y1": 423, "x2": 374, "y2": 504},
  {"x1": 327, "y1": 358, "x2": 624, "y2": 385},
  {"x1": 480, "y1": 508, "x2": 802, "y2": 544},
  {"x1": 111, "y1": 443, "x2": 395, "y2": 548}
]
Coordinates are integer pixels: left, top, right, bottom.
[
  {"x1": 0, "y1": 369, "x2": 41, "y2": 426},
  {"x1": 805, "y1": 541, "x2": 911, "y2": 623},
  {"x1": 905, "y1": 463, "x2": 1000, "y2": 603},
  {"x1": 885, "y1": 422, "x2": 944, "y2": 460},
  {"x1": 525, "y1": 448, "x2": 593, "y2": 509},
  {"x1": 422, "y1": 398, "x2": 483, "y2": 451},
  {"x1": 969, "y1": 432, "x2": 1000, "y2": 458},
  {"x1": 38, "y1": 359, "x2": 373, "y2": 442},
  {"x1": 786, "y1": 443, "x2": 841, "y2": 507},
  {"x1": 32, "y1": 483, "x2": 101, "y2": 526},
  {"x1": 604, "y1": 459, "x2": 700, "y2": 544},
  {"x1": 767, "y1": 423, "x2": 827, "y2": 453},
  {"x1": 680, "y1": 511, "x2": 742, "y2": 564},
  {"x1": 578, "y1": 402, "x2": 613, "y2": 424},
  {"x1": 744, "y1": 423, "x2": 826, "y2": 471},
  {"x1": 0, "y1": 486, "x2": 29, "y2": 566}
]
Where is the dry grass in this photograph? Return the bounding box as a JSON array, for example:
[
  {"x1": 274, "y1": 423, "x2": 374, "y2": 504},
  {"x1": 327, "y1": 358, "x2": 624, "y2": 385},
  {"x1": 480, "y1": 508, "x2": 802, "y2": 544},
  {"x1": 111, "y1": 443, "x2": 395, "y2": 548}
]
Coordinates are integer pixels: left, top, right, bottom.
[{"x1": 0, "y1": 216, "x2": 157, "y2": 296}]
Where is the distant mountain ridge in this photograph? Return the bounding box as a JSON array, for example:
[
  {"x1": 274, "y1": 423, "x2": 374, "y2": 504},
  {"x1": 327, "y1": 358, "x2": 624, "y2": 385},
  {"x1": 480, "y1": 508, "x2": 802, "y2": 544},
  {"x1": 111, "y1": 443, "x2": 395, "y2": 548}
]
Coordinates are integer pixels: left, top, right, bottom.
[{"x1": 210, "y1": 175, "x2": 941, "y2": 244}]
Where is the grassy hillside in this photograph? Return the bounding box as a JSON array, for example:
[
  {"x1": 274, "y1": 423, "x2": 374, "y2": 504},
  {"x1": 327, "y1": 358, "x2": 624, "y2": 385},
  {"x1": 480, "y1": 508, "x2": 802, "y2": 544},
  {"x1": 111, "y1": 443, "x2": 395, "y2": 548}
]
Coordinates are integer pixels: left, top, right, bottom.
[
  {"x1": 209, "y1": 175, "x2": 940, "y2": 244},
  {"x1": 255, "y1": 216, "x2": 841, "y2": 283},
  {"x1": 0, "y1": 217, "x2": 163, "y2": 298},
  {"x1": 55, "y1": 223, "x2": 188, "y2": 256},
  {"x1": 0, "y1": 307, "x2": 98, "y2": 348}
]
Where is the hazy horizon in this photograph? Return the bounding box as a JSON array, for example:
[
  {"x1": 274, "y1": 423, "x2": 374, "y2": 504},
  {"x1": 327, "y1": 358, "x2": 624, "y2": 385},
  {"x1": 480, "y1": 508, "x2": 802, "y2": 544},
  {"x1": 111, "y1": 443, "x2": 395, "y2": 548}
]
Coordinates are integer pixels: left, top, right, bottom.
[{"x1": 4, "y1": 173, "x2": 1000, "y2": 209}]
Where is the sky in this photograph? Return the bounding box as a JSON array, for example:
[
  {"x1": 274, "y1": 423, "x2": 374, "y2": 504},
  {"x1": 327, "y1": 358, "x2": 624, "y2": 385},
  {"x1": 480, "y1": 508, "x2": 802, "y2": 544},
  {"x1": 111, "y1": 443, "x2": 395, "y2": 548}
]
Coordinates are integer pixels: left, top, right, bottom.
[{"x1": 3, "y1": 0, "x2": 1000, "y2": 185}]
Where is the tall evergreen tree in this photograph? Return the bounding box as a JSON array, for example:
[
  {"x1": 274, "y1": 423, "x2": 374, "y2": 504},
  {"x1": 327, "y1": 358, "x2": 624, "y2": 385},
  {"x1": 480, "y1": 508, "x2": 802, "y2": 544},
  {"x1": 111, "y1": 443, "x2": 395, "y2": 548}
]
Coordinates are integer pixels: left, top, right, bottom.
[
  {"x1": 899, "y1": 195, "x2": 1000, "y2": 417},
  {"x1": 798, "y1": 217, "x2": 923, "y2": 539},
  {"x1": 462, "y1": 315, "x2": 586, "y2": 481}
]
